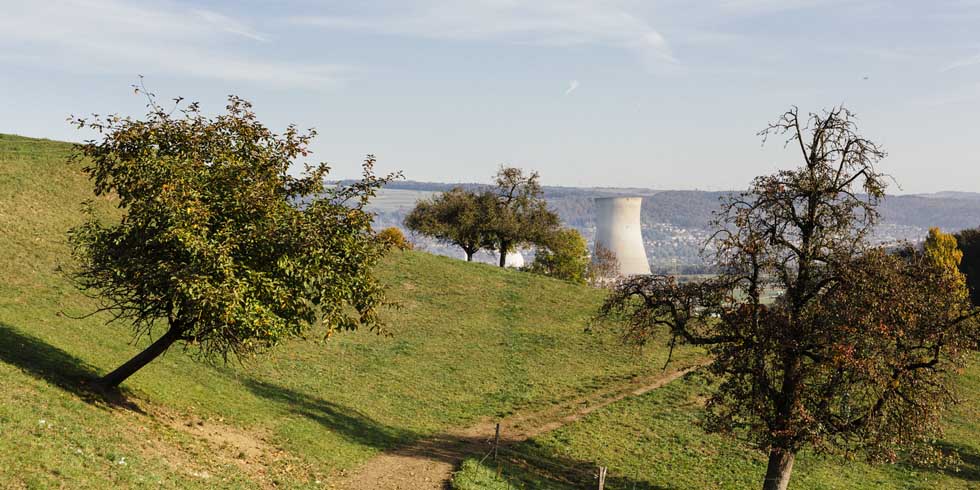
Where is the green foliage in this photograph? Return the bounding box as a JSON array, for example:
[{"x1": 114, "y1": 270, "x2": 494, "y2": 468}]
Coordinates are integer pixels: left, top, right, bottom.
[
  {"x1": 377, "y1": 227, "x2": 413, "y2": 251},
  {"x1": 925, "y1": 227, "x2": 968, "y2": 302},
  {"x1": 526, "y1": 228, "x2": 590, "y2": 284},
  {"x1": 597, "y1": 107, "x2": 980, "y2": 490},
  {"x1": 3, "y1": 133, "x2": 980, "y2": 489},
  {"x1": 451, "y1": 459, "x2": 520, "y2": 490},
  {"x1": 487, "y1": 167, "x2": 561, "y2": 267},
  {"x1": 3, "y1": 132, "x2": 705, "y2": 487},
  {"x1": 405, "y1": 168, "x2": 562, "y2": 267},
  {"x1": 404, "y1": 187, "x2": 495, "y2": 261},
  {"x1": 67, "y1": 94, "x2": 397, "y2": 385},
  {"x1": 926, "y1": 227, "x2": 964, "y2": 274}
]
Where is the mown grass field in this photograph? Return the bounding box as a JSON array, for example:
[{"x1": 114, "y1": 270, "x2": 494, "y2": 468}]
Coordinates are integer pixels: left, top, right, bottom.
[{"x1": 0, "y1": 133, "x2": 697, "y2": 489}]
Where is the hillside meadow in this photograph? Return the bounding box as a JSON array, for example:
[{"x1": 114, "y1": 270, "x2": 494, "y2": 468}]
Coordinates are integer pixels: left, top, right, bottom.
[
  {"x1": 2, "y1": 133, "x2": 978, "y2": 490},
  {"x1": 0, "y1": 133, "x2": 697, "y2": 488},
  {"x1": 453, "y1": 361, "x2": 980, "y2": 489}
]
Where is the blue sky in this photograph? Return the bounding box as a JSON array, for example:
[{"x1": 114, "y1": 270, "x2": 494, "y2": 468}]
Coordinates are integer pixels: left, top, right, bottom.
[{"x1": 1, "y1": 0, "x2": 978, "y2": 193}]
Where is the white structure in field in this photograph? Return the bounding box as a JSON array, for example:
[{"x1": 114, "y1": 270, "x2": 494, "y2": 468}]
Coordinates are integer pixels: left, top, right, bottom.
[
  {"x1": 496, "y1": 250, "x2": 525, "y2": 268},
  {"x1": 593, "y1": 197, "x2": 650, "y2": 276},
  {"x1": 463, "y1": 249, "x2": 525, "y2": 268}
]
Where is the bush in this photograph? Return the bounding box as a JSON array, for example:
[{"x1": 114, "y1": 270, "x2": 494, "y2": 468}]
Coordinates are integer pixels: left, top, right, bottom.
[
  {"x1": 526, "y1": 228, "x2": 590, "y2": 284},
  {"x1": 378, "y1": 227, "x2": 414, "y2": 251}
]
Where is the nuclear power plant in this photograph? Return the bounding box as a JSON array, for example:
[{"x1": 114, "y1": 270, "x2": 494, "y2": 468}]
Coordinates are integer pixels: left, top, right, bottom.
[{"x1": 593, "y1": 197, "x2": 650, "y2": 277}]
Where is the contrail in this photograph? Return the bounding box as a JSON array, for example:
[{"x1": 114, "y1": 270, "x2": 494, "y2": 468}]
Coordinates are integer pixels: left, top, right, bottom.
[{"x1": 564, "y1": 80, "x2": 579, "y2": 95}]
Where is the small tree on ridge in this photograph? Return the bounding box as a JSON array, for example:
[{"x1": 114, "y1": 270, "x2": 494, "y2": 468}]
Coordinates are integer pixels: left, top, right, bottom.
[
  {"x1": 404, "y1": 187, "x2": 494, "y2": 261},
  {"x1": 487, "y1": 166, "x2": 560, "y2": 267}
]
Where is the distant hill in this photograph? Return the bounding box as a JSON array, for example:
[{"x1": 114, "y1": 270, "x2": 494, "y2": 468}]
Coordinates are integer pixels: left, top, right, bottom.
[
  {"x1": 913, "y1": 191, "x2": 980, "y2": 200},
  {"x1": 369, "y1": 180, "x2": 980, "y2": 269},
  {"x1": 380, "y1": 180, "x2": 980, "y2": 232}
]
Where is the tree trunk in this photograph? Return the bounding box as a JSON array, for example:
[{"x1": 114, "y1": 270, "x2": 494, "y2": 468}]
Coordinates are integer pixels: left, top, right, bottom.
[
  {"x1": 96, "y1": 325, "x2": 183, "y2": 388},
  {"x1": 465, "y1": 250, "x2": 474, "y2": 262},
  {"x1": 499, "y1": 243, "x2": 509, "y2": 267},
  {"x1": 762, "y1": 448, "x2": 795, "y2": 490}
]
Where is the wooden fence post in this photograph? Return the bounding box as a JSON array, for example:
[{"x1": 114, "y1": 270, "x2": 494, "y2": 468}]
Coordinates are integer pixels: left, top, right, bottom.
[{"x1": 493, "y1": 423, "x2": 500, "y2": 461}]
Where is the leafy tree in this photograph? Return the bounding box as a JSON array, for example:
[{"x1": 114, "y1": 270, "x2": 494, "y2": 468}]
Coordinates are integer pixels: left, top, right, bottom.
[
  {"x1": 404, "y1": 187, "x2": 495, "y2": 261},
  {"x1": 596, "y1": 107, "x2": 980, "y2": 490},
  {"x1": 487, "y1": 167, "x2": 560, "y2": 267},
  {"x1": 925, "y1": 227, "x2": 966, "y2": 291},
  {"x1": 954, "y1": 227, "x2": 980, "y2": 306},
  {"x1": 377, "y1": 227, "x2": 414, "y2": 251},
  {"x1": 588, "y1": 244, "x2": 621, "y2": 285},
  {"x1": 68, "y1": 93, "x2": 397, "y2": 388},
  {"x1": 526, "y1": 228, "x2": 590, "y2": 284}
]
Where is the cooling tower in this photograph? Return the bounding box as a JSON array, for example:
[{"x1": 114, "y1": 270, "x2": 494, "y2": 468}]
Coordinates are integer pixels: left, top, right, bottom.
[{"x1": 593, "y1": 197, "x2": 650, "y2": 276}]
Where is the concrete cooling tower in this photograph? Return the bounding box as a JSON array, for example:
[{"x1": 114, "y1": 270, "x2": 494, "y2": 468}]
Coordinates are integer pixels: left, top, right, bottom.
[{"x1": 593, "y1": 197, "x2": 650, "y2": 276}]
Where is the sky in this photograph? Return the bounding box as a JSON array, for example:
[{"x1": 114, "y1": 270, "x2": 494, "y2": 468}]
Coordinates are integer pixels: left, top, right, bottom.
[{"x1": 1, "y1": 0, "x2": 979, "y2": 193}]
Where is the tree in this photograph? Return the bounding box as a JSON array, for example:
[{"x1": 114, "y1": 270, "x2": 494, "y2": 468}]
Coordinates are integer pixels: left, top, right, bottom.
[
  {"x1": 954, "y1": 227, "x2": 980, "y2": 306},
  {"x1": 377, "y1": 227, "x2": 414, "y2": 251},
  {"x1": 68, "y1": 92, "x2": 398, "y2": 388},
  {"x1": 526, "y1": 228, "x2": 590, "y2": 284},
  {"x1": 925, "y1": 227, "x2": 966, "y2": 291},
  {"x1": 595, "y1": 107, "x2": 979, "y2": 490},
  {"x1": 487, "y1": 167, "x2": 560, "y2": 267},
  {"x1": 588, "y1": 244, "x2": 620, "y2": 285},
  {"x1": 404, "y1": 187, "x2": 495, "y2": 261}
]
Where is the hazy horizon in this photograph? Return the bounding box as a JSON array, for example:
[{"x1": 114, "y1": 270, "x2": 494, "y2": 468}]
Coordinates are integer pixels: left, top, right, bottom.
[{"x1": 3, "y1": 1, "x2": 979, "y2": 193}]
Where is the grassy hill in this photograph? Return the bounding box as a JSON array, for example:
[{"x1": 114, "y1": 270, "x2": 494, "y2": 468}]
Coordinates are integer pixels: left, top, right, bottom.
[
  {"x1": 2, "y1": 133, "x2": 979, "y2": 490},
  {"x1": 0, "y1": 133, "x2": 697, "y2": 489}
]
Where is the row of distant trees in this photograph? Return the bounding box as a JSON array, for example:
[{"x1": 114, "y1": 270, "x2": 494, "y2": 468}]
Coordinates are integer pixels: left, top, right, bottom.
[
  {"x1": 404, "y1": 167, "x2": 555, "y2": 266},
  {"x1": 403, "y1": 166, "x2": 618, "y2": 284}
]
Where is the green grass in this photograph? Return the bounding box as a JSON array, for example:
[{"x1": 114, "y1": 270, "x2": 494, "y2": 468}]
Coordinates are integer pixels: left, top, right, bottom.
[
  {"x1": 453, "y1": 363, "x2": 980, "y2": 490},
  {"x1": 0, "y1": 133, "x2": 695, "y2": 488},
  {"x1": 6, "y1": 133, "x2": 980, "y2": 490}
]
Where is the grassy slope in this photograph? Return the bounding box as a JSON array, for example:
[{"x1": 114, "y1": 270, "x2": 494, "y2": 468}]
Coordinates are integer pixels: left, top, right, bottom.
[
  {"x1": 455, "y1": 363, "x2": 980, "y2": 489},
  {"x1": 0, "y1": 134, "x2": 696, "y2": 489}
]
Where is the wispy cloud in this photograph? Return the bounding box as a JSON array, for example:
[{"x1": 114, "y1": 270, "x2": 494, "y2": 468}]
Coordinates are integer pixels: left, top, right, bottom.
[
  {"x1": 715, "y1": 0, "x2": 843, "y2": 14},
  {"x1": 290, "y1": 1, "x2": 677, "y2": 66},
  {"x1": 191, "y1": 8, "x2": 270, "y2": 43},
  {"x1": 0, "y1": 0, "x2": 346, "y2": 87},
  {"x1": 942, "y1": 53, "x2": 980, "y2": 72},
  {"x1": 564, "y1": 80, "x2": 580, "y2": 95}
]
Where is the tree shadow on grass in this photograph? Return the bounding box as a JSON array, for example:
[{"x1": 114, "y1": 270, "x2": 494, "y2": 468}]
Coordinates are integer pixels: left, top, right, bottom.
[
  {"x1": 0, "y1": 322, "x2": 141, "y2": 411},
  {"x1": 243, "y1": 377, "x2": 679, "y2": 489},
  {"x1": 901, "y1": 441, "x2": 980, "y2": 482},
  {"x1": 242, "y1": 377, "x2": 419, "y2": 451},
  {"x1": 492, "y1": 440, "x2": 679, "y2": 490}
]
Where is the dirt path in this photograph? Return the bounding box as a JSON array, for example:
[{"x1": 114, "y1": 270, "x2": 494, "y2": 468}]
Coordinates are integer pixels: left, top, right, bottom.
[
  {"x1": 101, "y1": 395, "x2": 310, "y2": 489},
  {"x1": 336, "y1": 361, "x2": 706, "y2": 490}
]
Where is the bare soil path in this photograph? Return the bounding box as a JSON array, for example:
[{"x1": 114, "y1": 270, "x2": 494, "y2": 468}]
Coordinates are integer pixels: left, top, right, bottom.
[{"x1": 336, "y1": 361, "x2": 707, "y2": 490}]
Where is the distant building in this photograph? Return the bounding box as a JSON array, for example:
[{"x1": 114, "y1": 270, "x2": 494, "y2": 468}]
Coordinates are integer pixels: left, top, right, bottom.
[
  {"x1": 495, "y1": 250, "x2": 525, "y2": 268},
  {"x1": 593, "y1": 197, "x2": 650, "y2": 276},
  {"x1": 459, "y1": 248, "x2": 525, "y2": 268}
]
